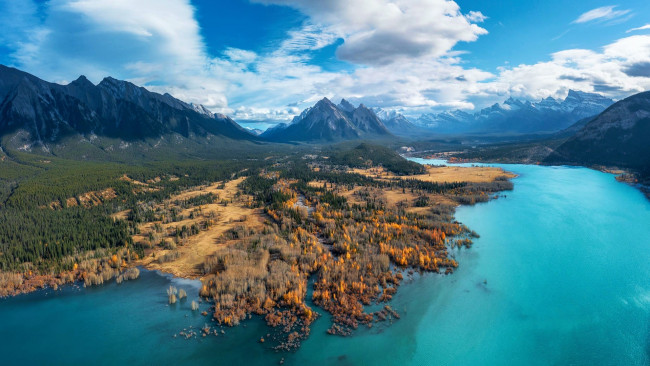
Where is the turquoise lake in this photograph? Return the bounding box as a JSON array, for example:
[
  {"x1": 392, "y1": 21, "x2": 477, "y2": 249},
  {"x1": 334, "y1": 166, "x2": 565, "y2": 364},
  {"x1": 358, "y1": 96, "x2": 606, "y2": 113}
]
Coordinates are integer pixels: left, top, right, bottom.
[{"x1": 1, "y1": 161, "x2": 650, "y2": 365}]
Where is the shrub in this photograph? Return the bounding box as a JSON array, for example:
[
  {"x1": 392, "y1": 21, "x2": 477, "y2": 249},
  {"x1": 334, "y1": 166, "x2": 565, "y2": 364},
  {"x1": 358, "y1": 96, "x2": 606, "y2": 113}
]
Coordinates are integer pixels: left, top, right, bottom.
[{"x1": 157, "y1": 251, "x2": 181, "y2": 263}]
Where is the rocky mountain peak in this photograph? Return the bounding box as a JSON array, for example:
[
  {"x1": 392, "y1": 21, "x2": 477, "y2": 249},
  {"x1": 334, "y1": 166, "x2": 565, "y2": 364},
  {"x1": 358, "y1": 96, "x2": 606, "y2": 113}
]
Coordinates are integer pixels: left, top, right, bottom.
[
  {"x1": 70, "y1": 75, "x2": 94, "y2": 88},
  {"x1": 315, "y1": 97, "x2": 335, "y2": 108},
  {"x1": 189, "y1": 103, "x2": 215, "y2": 118},
  {"x1": 262, "y1": 97, "x2": 391, "y2": 142},
  {"x1": 97, "y1": 76, "x2": 142, "y2": 99},
  {"x1": 338, "y1": 98, "x2": 356, "y2": 112}
]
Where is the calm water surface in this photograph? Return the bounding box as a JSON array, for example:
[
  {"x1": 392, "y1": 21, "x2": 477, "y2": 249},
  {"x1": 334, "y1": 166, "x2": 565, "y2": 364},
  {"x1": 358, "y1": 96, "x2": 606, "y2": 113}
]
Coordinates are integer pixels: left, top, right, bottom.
[{"x1": 1, "y1": 161, "x2": 649, "y2": 365}]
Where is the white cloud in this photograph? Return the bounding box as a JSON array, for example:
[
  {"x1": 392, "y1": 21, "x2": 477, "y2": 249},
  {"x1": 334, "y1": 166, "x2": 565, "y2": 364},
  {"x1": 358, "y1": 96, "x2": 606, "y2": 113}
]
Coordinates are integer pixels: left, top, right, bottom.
[
  {"x1": 2, "y1": 0, "x2": 649, "y2": 125},
  {"x1": 466, "y1": 11, "x2": 487, "y2": 23},
  {"x1": 572, "y1": 5, "x2": 630, "y2": 24},
  {"x1": 281, "y1": 24, "x2": 340, "y2": 51},
  {"x1": 253, "y1": 0, "x2": 487, "y2": 65},
  {"x1": 61, "y1": 0, "x2": 205, "y2": 62},
  {"x1": 627, "y1": 24, "x2": 650, "y2": 33},
  {"x1": 2, "y1": 0, "x2": 493, "y2": 121},
  {"x1": 493, "y1": 35, "x2": 650, "y2": 100},
  {"x1": 3, "y1": 0, "x2": 229, "y2": 109}
]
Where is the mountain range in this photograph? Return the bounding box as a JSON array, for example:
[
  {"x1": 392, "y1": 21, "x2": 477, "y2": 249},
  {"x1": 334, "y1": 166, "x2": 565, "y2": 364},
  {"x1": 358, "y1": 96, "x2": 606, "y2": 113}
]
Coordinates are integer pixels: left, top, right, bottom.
[
  {"x1": 0, "y1": 65, "x2": 255, "y2": 154},
  {"x1": 416, "y1": 90, "x2": 614, "y2": 134},
  {"x1": 2, "y1": 64, "x2": 643, "y2": 170},
  {"x1": 262, "y1": 98, "x2": 392, "y2": 142}
]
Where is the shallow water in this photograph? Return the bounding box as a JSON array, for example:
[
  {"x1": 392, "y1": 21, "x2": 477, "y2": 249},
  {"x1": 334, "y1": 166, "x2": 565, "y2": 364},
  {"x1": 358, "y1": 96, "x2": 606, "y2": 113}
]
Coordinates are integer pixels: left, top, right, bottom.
[{"x1": 1, "y1": 162, "x2": 649, "y2": 365}]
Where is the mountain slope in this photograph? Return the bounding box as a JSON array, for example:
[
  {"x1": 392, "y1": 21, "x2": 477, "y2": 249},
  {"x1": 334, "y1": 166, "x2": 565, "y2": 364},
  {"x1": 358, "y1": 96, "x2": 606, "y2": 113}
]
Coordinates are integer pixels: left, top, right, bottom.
[
  {"x1": 262, "y1": 98, "x2": 392, "y2": 142},
  {"x1": 0, "y1": 65, "x2": 256, "y2": 152},
  {"x1": 546, "y1": 90, "x2": 650, "y2": 174},
  {"x1": 416, "y1": 90, "x2": 614, "y2": 134},
  {"x1": 350, "y1": 103, "x2": 391, "y2": 135}
]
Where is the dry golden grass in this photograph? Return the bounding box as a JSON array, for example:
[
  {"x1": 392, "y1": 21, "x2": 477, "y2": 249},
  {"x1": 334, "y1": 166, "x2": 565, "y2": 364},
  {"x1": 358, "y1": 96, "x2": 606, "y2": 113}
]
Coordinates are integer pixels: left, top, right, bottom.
[
  {"x1": 111, "y1": 210, "x2": 130, "y2": 220},
  {"x1": 310, "y1": 180, "x2": 462, "y2": 211},
  {"x1": 132, "y1": 177, "x2": 266, "y2": 279},
  {"x1": 118, "y1": 174, "x2": 163, "y2": 194},
  {"x1": 49, "y1": 188, "x2": 117, "y2": 210},
  {"x1": 307, "y1": 180, "x2": 326, "y2": 188},
  {"x1": 78, "y1": 188, "x2": 116, "y2": 207},
  {"x1": 351, "y1": 164, "x2": 516, "y2": 184},
  {"x1": 119, "y1": 174, "x2": 148, "y2": 186},
  {"x1": 311, "y1": 163, "x2": 513, "y2": 214},
  {"x1": 338, "y1": 186, "x2": 364, "y2": 206}
]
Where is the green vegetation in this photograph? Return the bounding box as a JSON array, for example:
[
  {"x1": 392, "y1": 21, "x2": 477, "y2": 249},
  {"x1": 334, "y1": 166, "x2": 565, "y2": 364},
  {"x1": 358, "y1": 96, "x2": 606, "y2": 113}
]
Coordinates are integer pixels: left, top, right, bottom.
[
  {"x1": 0, "y1": 140, "x2": 515, "y2": 349},
  {"x1": 0, "y1": 207, "x2": 130, "y2": 272},
  {"x1": 0, "y1": 147, "x2": 272, "y2": 275},
  {"x1": 329, "y1": 143, "x2": 426, "y2": 175}
]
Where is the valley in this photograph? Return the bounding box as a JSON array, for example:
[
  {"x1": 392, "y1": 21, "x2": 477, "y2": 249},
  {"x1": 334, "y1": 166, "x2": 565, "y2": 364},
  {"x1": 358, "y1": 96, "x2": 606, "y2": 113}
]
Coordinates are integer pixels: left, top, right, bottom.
[{"x1": 0, "y1": 63, "x2": 648, "y2": 362}]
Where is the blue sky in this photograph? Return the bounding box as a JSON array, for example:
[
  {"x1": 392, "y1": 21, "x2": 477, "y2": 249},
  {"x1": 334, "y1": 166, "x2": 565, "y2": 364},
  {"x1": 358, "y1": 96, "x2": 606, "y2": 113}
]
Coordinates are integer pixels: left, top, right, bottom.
[
  {"x1": 1, "y1": 0, "x2": 650, "y2": 124},
  {"x1": 454, "y1": 0, "x2": 650, "y2": 70}
]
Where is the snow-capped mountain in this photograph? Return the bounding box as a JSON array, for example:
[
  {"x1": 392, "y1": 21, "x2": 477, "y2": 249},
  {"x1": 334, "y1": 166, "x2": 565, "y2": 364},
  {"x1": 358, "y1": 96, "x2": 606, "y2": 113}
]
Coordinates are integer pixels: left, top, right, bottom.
[
  {"x1": 371, "y1": 108, "x2": 422, "y2": 137},
  {"x1": 416, "y1": 90, "x2": 614, "y2": 134}
]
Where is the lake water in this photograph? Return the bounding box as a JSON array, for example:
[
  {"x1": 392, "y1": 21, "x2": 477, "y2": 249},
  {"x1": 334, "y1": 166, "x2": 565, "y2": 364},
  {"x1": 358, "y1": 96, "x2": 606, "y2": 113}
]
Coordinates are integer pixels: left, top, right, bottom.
[{"x1": 2, "y1": 161, "x2": 650, "y2": 365}]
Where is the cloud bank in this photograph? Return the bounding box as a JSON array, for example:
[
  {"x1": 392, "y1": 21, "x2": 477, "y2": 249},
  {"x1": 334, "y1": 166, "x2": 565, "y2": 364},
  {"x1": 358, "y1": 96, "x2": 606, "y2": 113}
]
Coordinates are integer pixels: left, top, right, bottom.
[
  {"x1": 253, "y1": 0, "x2": 487, "y2": 65},
  {"x1": 1, "y1": 0, "x2": 649, "y2": 123}
]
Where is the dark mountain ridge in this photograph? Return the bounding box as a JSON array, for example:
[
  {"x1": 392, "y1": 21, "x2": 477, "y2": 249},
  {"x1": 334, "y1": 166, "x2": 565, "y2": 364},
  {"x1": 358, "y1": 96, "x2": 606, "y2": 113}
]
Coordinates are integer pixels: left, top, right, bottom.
[
  {"x1": 546, "y1": 90, "x2": 650, "y2": 176},
  {"x1": 0, "y1": 65, "x2": 255, "y2": 151}
]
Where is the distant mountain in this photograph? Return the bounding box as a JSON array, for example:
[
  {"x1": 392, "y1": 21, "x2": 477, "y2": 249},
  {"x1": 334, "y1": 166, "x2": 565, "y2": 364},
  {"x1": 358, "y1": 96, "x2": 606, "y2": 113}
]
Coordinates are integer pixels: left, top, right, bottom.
[
  {"x1": 262, "y1": 98, "x2": 392, "y2": 142},
  {"x1": 0, "y1": 65, "x2": 256, "y2": 152},
  {"x1": 371, "y1": 108, "x2": 423, "y2": 137},
  {"x1": 416, "y1": 90, "x2": 614, "y2": 134},
  {"x1": 245, "y1": 128, "x2": 264, "y2": 136},
  {"x1": 546, "y1": 90, "x2": 650, "y2": 175}
]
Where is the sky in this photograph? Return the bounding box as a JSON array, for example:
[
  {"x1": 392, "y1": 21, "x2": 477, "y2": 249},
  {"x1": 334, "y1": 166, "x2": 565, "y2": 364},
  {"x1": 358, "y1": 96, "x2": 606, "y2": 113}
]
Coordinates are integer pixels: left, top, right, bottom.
[{"x1": 1, "y1": 0, "x2": 650, "y2": 125}]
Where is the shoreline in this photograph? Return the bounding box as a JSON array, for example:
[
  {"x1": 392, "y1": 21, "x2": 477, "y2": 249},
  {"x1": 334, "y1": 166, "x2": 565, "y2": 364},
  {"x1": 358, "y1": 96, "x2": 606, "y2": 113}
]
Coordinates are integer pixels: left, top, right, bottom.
[
  {"x1": 0, "y1": 266, "x2": 202, "y2": 300},
  {"x1": 2, "y1": 161, "x2": 517, "y2": 300},
  {"x1": 409, "y1": 153, "x2": 650, "y2": 201}
]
